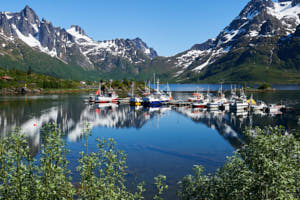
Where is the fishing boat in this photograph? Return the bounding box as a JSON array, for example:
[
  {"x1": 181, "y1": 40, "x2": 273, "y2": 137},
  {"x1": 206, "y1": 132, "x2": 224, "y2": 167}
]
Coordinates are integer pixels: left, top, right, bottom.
[
  {"x1": 251, "y1": 100, "x2": 267, "y2": 111},
  {"x1": 230, "y1": 99, "x2": 248, "y2": 111},
  {"x1": 229, "y1": 88, "x2": 248, "y2": 111},
  {"x1": 266, "y1": 104, "x2": 285, "y2": 113},
  {"x1": 192, "y1": 99, "x2": 209, "y2": 108},
  {"x1": 206, "y1": 100, "x2": 220, "y2": 110},
  {"x1": 91, "y1": 82, "x2": 119, "y2": 103},
  {"x1": 129, "y1": 82, "x2": 142, "y2": 106},
  {"x1": 215, "y1": 84, "x2": 229, "y2": 110},
  {"x1": 142, "y1": 79, "x2": 172, "y2": 106},
  {"x1": 246, "y1": 94, "x2": 256, "y2": 107},
  {"x1": 161, "y1": 82, "x2": 173, "y2": 102},
  {"x1": 142, "y1": 79, "x2": 162, "y2": 107},
  {"x1": 192, "y1": 88, "x2": 211, "y2": 108},
  {"x1": 188, "y1": 88, "x2": 204, "y2": 102}
]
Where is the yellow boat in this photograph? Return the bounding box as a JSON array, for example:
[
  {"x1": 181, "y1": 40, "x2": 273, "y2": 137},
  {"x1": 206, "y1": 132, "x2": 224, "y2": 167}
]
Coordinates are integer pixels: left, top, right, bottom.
[{"x1": 130, "y1": 101, "x2": 141, "y2": 106}]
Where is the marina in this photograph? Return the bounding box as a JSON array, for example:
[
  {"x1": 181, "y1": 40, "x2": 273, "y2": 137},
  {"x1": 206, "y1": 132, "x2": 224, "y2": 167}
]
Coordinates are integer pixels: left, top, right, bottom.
[
  {"x1": 0, "y1": 0, "x2": 300, "y2": 199},
  {"x1": 88, "y1": 82, "x2": 292, "y2": 116},
  {"x1": 1, "y1": 85, "x2": 300, "y2": 199}
]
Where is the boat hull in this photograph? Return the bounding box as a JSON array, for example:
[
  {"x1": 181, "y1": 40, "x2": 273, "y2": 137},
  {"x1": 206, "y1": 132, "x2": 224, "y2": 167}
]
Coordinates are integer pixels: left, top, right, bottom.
[
  {"x1": 192, "y1": 104, "x2": 206, "y2": 108},
  {"x1": 94, "y1": 98, "x2": 118, "y2": 103},
  {"x1": 130, "y1": 102, "x2": 142, "y2": 106}
]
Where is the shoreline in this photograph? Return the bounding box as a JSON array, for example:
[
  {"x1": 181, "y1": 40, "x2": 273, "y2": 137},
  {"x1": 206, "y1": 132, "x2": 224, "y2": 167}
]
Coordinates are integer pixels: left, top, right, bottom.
[
  {"x1": 0, "y1": 87, "x2": 94, "y2": 95},
  {"x1": 1, "y1": 84, "x2": 299, "y2": 96}
]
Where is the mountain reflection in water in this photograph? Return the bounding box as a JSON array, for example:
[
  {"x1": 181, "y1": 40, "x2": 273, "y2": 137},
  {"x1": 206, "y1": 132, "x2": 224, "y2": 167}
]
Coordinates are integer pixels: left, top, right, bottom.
[
  {"x1": 1, "y1": 94, "x2": 297, "y2": 156},
  {"x1": 1, "y1": 93, "x2": 299, "y2": 199}
]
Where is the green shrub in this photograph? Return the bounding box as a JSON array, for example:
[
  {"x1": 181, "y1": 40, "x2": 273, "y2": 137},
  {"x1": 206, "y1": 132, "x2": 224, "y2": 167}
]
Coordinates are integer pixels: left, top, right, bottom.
[
  {"x1": 0, "y1": 124, "x2": 168, "y2": 200},
  {"x1": 258, "y1": 83, "x2": 272, "y2": 90},
  {"x1": 178, "y1": 126, "x2": 300, "y2": 200}
]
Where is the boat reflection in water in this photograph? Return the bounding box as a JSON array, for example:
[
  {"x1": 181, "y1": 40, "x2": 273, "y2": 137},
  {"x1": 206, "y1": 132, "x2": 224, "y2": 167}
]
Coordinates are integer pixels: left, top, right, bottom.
[
  {"x1": 0, "y1": 95, "x2": 297, "y2": 199},
  {"x1": 0, "y1": 97, "x2": 291, "y2": 156}
]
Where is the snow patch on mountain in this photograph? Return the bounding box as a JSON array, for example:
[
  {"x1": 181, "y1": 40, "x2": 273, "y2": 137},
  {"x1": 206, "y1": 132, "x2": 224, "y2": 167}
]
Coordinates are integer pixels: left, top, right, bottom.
[
  {"x1": 67, "y1": 26, "x2": 156, "y2": 63},
  {"x1": 4, "y1": 12, "x2": 13, "y2": 20},
  {"x1": 176, "y1": 49, "x2": 210, "y2": 69},
  {"x1": 267, "y1": 1, "x2": 300, "y2": 33},
  {"x1": 12, "y1": 24, "x2": 57, "y2": 57},
  {"x1": 192, "y1": 57, "x2": 211, "y2": 71},
  {"x1": 173, "y1": 0, "x2": 300, "y2": 79},
  {"x1": 66, "y1": 26, "x2": 93, "y2": 44},
  {"x1": 268, "y1": 1, "x2": 300, "y2": 21}
]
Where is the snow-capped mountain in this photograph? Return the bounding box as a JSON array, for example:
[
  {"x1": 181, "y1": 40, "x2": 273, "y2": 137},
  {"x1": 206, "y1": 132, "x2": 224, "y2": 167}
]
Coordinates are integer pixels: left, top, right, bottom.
[
  {"x1": 0, "y1": 1, "x2": 299, "y2": 83},
  {"x1": 171, "y1": 0, "x2": 300, "y2": 81},
  {"x1": 0, "y1": 6, "x2": 157, "y2": 73},
  {"x1": 66, "y1": 25, "x2": 157, "y2": 70}
]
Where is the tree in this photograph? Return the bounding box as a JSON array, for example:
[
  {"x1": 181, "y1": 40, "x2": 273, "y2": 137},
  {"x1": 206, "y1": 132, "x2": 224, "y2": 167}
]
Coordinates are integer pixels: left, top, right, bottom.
[
  {"x1": 178, "y1": 126, "x2": 300, "y2": 200},
  {"x1": 0, "y1": 124, "x2": 168, "y2": 200},
  {"x1": 27, "y1": 66, "x2": 32, "y2": 75}
]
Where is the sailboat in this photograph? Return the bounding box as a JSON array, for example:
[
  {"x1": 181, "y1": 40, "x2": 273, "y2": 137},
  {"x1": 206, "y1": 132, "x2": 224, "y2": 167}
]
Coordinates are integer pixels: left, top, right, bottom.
[
  {"x1": 129, "y1": 82, "x2": 142, "y2": 106},
  {"x1": 229, "y1": 88, "x2": 248, "y2": 111},
  {"x1": 160, "y1": 82, "x2": 173, "y2": 103},
  {"x1": 142, "y1": 79, "x2": 163, "y2": 106},
  {"x1": 142, "y1": 74, "x2": 172, "y2": 106}
]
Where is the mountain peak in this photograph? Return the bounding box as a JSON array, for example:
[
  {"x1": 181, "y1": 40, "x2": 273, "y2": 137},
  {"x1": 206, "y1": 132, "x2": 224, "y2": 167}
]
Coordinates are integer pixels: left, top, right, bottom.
[
  {"x1": 20, "y1": 5, "x2": 39, "y2": 23},
  {"x1": 132, "y1": 37, "x2": 158, "y2": 58},
  {"x1": 69, "y1": 25, "x2": 86, "y2": 36}
]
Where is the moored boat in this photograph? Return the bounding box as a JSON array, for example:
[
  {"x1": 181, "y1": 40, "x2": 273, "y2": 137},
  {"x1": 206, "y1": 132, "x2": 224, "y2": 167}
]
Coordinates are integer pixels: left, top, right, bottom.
[
  {"x1": 251, "y1": 100, "x2": 267, "y2": 111},
  {"x1": 129, "y1": 82, "x2": 142, "y2": 106},
  {"x1": 142, "y1": 79, "x2": 172, "y2": 106},
  {"x1": 266, "y1": 104, "x2": 285, "y2": 113},
  {"x1": 192, "y1": 99, "x2": 209, "y2": 108},
  {"x1": 230, "y1": 99, "x2": 248, "y2": 111},
  {"x1": 90, "y1": 82, "x2": 119, "y2": 103},
  {"x1": 188, "y1": 88, "x2": 204, "y2": 102}
]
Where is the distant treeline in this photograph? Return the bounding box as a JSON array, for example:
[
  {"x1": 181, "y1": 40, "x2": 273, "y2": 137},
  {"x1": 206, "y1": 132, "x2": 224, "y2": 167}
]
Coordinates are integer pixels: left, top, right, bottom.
[
  {"x1": 0, "y1": 67, "x2": 148, "y2": 92},
  {"x1": 0, "y1": 67, "x2": 80, "y2": 89}
]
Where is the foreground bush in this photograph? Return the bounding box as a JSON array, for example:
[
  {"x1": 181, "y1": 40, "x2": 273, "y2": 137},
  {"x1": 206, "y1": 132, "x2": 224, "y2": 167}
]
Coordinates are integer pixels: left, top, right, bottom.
[
  {"x1": 0, "y1": 124, "x2": 167, "y2": 200},
  {"x1": 178, "y1": 126, "x2": 300, "y2": 200},
  {"x1": 1, "y1": 124, "x2": 299, "y2": 200}
]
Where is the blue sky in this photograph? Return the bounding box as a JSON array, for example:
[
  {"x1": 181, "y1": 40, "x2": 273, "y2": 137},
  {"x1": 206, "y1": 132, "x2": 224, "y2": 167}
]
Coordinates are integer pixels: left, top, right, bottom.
[{"x1": 1, "y1": 0, "x2": 249, "y2": 56}]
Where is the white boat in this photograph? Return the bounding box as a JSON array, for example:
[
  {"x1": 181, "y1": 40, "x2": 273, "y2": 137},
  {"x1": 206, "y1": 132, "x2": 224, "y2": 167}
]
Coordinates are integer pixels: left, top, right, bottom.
[
  {"x1": 192, "y1": 99, "x2": 209, "y2": 108},
  {"x1": 91, "y1": 82, "x2": 119, "y2": 103},
  {"x1": 229, "y1": 88, "x2": 248, "y2": 111},
  {"x1": 143, "y1": 79, "x2": 170, "y2": 106},
  {"x1": 215, "y1": 85, "x2": 229, "y2": 110},
  {"x1": 162, "y1": 82, "x2": 173, "y2": 102},
  {"x1": 230, "y1": 99, "x2": 248, "y2": 110},
  {"x1": 253, "y1": 110, "x2": 267, "y2": 116},
  {"x1": 207, "y1": 99, "x2": 220, "y2": 110},
  {"x1": 251, "y1": 100, "x2": 267, "y2": 111},
  {"x1": 220, "y1": 102, "x2": 230, "y2": 110},
  {"x1": 267, "y1": 104, "x2": 284, "y2": 113},
  {"x1": 188, "y1": 88, "x2": 204, "y2": 102}
]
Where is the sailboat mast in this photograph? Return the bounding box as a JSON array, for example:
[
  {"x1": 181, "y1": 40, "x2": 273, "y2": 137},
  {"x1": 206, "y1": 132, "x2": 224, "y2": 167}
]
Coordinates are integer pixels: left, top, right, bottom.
[
  {"x1": 131, "y1": 82, "x2": 134, "y2": 97},
  {"x1": 99, "y1": 81, "x2": 101, "y2": 96}
]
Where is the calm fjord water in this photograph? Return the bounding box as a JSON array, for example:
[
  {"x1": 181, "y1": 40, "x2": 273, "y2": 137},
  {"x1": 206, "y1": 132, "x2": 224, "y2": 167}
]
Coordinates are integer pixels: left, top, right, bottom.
[{"x1": 1, "y1": 85, "x2": 300, "y2": 199}]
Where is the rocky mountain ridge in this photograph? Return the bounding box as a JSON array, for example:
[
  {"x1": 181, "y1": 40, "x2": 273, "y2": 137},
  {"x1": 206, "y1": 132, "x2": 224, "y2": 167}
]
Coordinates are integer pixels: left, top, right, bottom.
[
  {"x1": 169, "y1": 0, "x2": 300, "y2": 82},
  {"x1": 0, "y1": 1, "x2": 299, "y2": 83},
  {"x1": 0, "y1": 5, "x2": 157, "y2": 74}
]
